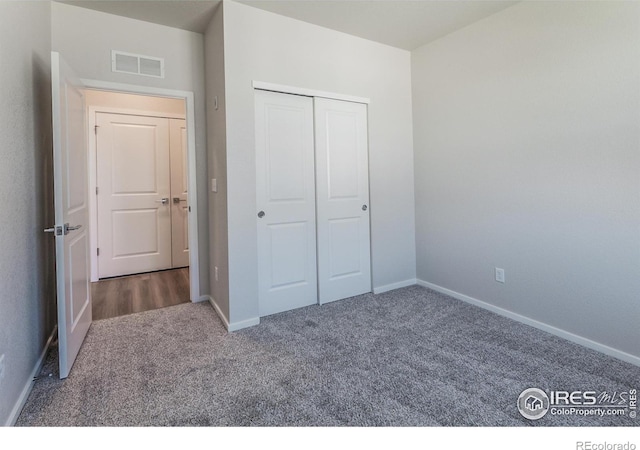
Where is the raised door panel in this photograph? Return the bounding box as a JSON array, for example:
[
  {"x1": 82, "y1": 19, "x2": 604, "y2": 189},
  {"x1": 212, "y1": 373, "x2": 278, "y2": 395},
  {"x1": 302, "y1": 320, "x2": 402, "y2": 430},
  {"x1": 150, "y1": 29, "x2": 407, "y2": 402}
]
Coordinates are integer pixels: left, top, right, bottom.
[{"x1": 110, "y1": 123, "x2": 159, "y2": 194}]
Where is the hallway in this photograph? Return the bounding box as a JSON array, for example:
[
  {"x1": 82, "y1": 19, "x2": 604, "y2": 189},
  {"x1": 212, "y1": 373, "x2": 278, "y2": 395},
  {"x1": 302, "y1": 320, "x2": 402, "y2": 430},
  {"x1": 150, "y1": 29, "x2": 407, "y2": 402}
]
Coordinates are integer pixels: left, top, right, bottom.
[{"x1": 91, "y1": 268, "x2": 190, "y2": 320}]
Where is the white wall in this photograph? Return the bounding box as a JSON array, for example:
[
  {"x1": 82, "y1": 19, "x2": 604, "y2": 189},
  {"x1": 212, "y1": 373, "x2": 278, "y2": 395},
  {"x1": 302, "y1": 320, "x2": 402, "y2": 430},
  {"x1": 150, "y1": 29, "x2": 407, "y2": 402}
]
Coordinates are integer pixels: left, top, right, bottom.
[
  {"x1": 52, "y1": 2, "x2": 210, "y2": 299},
  {"x1": 204, "y1": 4, "x2": 230, "y2": 322},
  {"x1": 223, "y1": 1, "x2": 416, "y2": 326},
  {"x1": 0, "y1": 1, "x2": 55, "y2": 425},
  {"x1": 412, "y1": 1, "x2": 640, "y2": 362}
]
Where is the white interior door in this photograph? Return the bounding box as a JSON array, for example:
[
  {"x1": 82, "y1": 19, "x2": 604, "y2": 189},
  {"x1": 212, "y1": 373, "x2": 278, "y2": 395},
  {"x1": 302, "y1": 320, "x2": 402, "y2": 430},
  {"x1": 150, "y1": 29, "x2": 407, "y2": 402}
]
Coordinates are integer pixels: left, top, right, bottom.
[
  {"x1": 96, "y1": 113, "x2": 171, "y2": 278},
  {"x1": 255, "y1": 90, "x2": 318, "y2": 316},
  {"x1": 170, "y1": 118, "x2": 189, "y2": 268},
  {"x1": 314, "y1": 98, "x2": 371, "y2": 304},
  {"x1": 50, "y1": 52, "x2": 91, "y2": 379}
]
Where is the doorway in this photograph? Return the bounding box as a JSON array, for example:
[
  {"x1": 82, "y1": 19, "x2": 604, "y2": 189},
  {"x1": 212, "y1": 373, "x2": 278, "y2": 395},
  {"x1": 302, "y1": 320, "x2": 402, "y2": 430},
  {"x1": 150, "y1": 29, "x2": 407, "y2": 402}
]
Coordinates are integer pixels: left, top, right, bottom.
[
  {"x1": 49, "y1": 52, "x2": 202, "y2": 378},
  {"x1": 84, "y1": 89, "x2": 196, "y2": 320}
]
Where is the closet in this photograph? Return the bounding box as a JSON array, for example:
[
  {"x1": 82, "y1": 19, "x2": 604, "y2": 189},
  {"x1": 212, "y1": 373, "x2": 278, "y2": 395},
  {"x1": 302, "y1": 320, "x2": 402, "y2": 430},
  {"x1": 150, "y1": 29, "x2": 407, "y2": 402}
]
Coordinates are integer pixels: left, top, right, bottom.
[{"x1": 255, "y1": 89, "x2": 371, "y2": 317}]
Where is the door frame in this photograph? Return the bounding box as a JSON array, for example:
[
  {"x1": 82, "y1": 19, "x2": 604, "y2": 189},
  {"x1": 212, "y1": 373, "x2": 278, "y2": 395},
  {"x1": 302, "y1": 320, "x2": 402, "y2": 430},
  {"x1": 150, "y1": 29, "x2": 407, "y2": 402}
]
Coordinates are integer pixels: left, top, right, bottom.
[
  {"x1": 87, "y1": 105, "x2": 186, "y2": 282},
  {"x1": 82, "y1": 79, "x2": 201, "y2": 301}
]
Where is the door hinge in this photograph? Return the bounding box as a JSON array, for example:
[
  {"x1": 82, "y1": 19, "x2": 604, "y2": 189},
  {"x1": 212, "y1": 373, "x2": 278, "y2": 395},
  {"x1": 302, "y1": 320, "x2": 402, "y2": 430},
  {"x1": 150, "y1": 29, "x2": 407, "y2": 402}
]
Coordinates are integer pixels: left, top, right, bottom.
[
  {"x1": 96, "y1": 186, "x2": 99, "y2": 195},
  {"x1": 97, "y1": 248, "x2": 100, "y2": 256},
  {"x1": 94, "y1": 125, "x2": 99, "y2": 134}
]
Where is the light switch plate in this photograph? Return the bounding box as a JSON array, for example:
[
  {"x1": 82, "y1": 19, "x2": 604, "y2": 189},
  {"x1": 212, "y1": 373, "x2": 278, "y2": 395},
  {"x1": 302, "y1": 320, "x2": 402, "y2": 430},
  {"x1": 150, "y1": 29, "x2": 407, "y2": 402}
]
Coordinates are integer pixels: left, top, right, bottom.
[{"x1": 211, "y1": 178, "x2": 217, "y2": 193}]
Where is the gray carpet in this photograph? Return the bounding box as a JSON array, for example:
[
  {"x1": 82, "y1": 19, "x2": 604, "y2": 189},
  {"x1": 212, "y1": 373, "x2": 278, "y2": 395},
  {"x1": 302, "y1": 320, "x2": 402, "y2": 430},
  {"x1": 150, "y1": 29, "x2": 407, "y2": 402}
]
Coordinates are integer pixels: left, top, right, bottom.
[{"x1": 16, "y1": 286, "x2": 640, "y2": 426}]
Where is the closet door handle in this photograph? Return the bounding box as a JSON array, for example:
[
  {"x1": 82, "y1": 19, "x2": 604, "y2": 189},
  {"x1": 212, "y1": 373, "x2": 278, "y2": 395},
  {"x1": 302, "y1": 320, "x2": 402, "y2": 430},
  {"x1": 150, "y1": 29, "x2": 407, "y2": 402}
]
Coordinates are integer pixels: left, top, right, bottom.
[
  {"x1": 362, "y1": 205, "x2": 368, "y2": 211},
  {"x1": 258, "y1": 211, "x2": 265, "y2": 218},
  {"x1": 173, "y1": 197, "x2": 187, "y2": 204}
]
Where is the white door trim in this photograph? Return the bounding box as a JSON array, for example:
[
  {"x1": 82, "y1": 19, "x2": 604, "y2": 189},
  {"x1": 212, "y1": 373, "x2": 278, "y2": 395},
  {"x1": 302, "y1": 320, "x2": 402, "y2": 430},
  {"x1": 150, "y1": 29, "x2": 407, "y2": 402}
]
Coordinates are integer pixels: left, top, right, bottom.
[
  {"x1": 81, "y1": 78, "x2": 200, "y2": 302},
  {"x1": 252, "y1": 81, "x2": 370, "y2": 105},
  {"x1": 90, "y1": 105, "x2": 185, "y2": 120},
  {"x1": 87, "y1": 106, "x2": 186, "y2": 282}
]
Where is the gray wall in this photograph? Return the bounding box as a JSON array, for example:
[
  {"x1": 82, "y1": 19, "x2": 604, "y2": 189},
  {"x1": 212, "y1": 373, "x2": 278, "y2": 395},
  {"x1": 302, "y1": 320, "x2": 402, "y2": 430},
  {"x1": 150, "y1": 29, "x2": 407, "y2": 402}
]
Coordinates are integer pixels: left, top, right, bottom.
[
  {"x1": 0, "y1": 1, "x2": 55, "y2": 426},
  {"x1": 223, "y1": 2, "x2": 417, "y2": 326},
  {"x1": 51, "y1": 2, "x2": 210, "y2": 299},
  {"x1": 204, "y1": 4, "x2": 230, "y2": 322},
  {"x1": 412, "y1": 1, "x2": 640, "y2": 360}
]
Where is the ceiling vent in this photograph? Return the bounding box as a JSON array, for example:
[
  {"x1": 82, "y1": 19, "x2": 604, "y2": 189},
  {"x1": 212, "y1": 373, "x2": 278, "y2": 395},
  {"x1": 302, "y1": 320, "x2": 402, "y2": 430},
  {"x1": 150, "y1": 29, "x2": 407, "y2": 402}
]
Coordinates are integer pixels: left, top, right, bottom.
[{"x1": 111, "y1": 51, "x2": 164, "y2": 78}]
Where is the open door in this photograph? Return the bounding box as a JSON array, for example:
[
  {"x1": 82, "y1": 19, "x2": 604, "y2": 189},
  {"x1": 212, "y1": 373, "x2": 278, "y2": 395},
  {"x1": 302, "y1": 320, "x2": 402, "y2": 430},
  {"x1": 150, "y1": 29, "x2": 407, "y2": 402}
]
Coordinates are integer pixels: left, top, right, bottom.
[{"x1": 47, "y1": 52, "x2": 91, "y2": 379}]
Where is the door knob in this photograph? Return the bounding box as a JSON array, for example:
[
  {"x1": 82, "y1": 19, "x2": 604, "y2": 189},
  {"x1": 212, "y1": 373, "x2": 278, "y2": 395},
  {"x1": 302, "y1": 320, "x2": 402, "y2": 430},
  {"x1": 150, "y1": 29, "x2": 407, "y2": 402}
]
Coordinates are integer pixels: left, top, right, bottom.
[
  {"x1": 257, "y1": 211, "x2": 265, "y2": 218},
  {"x1": 173, "y1": 197, "x2": 187, "y2": 204},
  {"x1": 44, "y1": 225, "x2": 63, "y2": 236},
  {"x1": 155, "y1": 198, "x2": 169, "y2": 205},
  {"x1": 362, "y1": 205, "x2": 368, "y2": 211}
]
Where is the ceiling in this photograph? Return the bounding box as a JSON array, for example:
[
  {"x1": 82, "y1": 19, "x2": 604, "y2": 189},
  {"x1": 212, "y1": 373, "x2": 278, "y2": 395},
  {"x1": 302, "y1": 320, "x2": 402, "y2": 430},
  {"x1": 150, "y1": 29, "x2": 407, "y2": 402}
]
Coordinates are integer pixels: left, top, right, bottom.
[
  {"x1": 60, "y1": 0, "x2": 221, "y2": 33},
  {"x1": 238, "y1": 0, "x2": 517, "y2": 50},
  {"x1": 60, "y1": 0, "x2": 518, "y2": 50}
]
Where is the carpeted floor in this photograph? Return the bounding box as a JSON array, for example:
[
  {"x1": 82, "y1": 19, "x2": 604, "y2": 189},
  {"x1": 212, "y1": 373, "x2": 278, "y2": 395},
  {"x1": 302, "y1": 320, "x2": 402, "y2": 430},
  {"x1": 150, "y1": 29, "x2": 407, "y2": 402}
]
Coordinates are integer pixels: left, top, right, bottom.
[{"x1": 16, "y1": 286, "x2": 640, "y2": 426}]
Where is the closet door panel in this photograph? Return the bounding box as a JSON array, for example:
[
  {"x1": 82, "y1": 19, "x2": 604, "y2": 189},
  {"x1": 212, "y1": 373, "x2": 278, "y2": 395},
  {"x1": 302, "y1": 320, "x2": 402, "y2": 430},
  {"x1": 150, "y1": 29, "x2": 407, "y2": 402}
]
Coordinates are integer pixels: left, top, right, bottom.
[
  {"x1": 315, "y1": 98, "x2": 371, "y2": 304},
  {"x1": 255, "y1": 90, "x2": 318, "y2": 316}
]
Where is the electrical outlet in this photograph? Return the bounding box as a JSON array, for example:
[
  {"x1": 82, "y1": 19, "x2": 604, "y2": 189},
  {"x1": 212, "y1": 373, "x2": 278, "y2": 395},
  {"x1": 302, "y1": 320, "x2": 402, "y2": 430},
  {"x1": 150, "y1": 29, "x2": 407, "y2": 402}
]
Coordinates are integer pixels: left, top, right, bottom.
[
  {"x1": 0, "y1": 354, "x2": 5, "y2": 382},
  {"x1": 495, "y1": 267, "x2": 505, "y2": 284},
  {"x1": 215, "y1": 266, "x2": 219, "y2": 282}
]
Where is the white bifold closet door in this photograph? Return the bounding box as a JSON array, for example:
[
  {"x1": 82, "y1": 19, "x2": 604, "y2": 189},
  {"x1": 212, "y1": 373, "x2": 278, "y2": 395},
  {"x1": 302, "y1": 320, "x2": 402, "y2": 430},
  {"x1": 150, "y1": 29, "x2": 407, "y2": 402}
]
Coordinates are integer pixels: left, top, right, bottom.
[
  {"x1": 256, "y1": 89, "x2": 371, "y2": 316},
  {"x1": 255, "y1": 90, "x2": 318, "y2": 317},
  {"x1": 314, "y1": 98, "x2": 371, "y2": 304}
]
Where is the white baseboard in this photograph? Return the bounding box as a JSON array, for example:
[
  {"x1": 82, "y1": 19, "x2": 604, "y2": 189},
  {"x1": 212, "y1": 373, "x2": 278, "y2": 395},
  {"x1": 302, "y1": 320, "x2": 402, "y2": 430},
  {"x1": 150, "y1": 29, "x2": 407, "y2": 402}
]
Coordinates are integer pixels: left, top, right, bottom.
[
  {"x1": 5, "y1": 326, "x2": 58, "y2": 426},
  {"x1": 207, "y1": 295, "x2": 230, "y2": 329},
  {"x1": 373, "y1": 278, "x2": 417, "y2": 295},
  {"x1": 416, "y1": 279, "x2": 640, "y2": 368},
  {"x1": 227, "y1": 317, "x2": 260, "y2": 332},
  {"x1": 194, "y1": 295, "x2": 210, "y2": 303},
  {"x1": 206, "y1": 295, "x2": 260, "y2": 332}
]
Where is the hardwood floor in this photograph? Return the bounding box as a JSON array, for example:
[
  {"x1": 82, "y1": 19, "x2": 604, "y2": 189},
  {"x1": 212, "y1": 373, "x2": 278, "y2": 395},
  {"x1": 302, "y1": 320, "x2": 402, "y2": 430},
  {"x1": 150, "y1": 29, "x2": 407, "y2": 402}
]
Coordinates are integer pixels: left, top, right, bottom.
[{"x1": 91, "y1": 268, "x2": 190, "y2": 320}]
